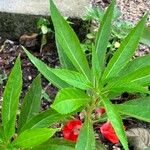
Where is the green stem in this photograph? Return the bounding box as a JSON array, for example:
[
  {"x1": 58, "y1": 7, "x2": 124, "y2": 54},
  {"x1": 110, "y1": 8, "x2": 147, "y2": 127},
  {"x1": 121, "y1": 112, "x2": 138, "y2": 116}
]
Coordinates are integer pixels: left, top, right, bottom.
[
  {"x1": 86, "y1": 94, "x2": 97, "y2": 120},
  {"x1": 93, "y1": 117, "x2": 108, "y2": 123},
  {"x1": 0, "y1": 143, "x2": 8, "y2": 150}
]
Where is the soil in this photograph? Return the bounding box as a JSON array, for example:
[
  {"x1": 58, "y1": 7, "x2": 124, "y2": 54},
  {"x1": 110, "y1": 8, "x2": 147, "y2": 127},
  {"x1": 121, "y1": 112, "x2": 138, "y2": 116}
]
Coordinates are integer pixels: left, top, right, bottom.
[
  {"x1": 0, "y1": 1, "x2": 150, "y2": 149},
  {"x1": 0, "y1": 37, "x2": 58, "y2": 110}
]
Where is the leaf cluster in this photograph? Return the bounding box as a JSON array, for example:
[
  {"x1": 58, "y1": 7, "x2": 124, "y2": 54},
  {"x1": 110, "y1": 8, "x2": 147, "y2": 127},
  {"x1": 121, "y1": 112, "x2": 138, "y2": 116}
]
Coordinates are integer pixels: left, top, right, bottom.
[{"x1": 0, "y1": 58, "x2": 73, "y2": 149}]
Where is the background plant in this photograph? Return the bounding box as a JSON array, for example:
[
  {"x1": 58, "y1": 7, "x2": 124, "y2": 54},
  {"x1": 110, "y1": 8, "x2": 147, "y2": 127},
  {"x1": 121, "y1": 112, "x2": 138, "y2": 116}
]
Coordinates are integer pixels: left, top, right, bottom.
[
  {"x1": 82, "y1": 5, "x2": 150, "y2": 59},
  {"x1": 37, "y1": 17, "x2": 73, "y2": 54},
  {"x1": 21, "y1": 0, "x2": 150, "y2": 150},
  {"x1": 37, "y1": 17, "x2": 53, "y2": 53},
  {"x1": 0, "y1": 71, "x2": 7, "y2": 85}
]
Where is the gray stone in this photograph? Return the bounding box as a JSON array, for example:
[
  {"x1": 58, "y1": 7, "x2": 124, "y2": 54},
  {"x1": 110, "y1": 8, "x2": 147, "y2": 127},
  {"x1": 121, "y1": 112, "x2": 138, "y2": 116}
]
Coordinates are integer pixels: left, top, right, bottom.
[
  {"x1": 126, "y1": 128, "x2": 150, "y2": 150},
  {"x1": 0, "y1": 0, "x2": 91, "y2": 17},
  {"x1": 0, "y1": 0, "x2": 90, "y2": 39}
]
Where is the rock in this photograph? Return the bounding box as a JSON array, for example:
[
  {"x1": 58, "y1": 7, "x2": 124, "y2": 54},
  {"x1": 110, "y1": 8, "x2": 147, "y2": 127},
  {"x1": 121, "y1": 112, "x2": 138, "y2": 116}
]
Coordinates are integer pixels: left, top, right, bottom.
[
  {"x1": 0, "y1": 0, "x2": 90, "y2": 18},
  {"x1": 126, "y1": 128, "x2": 150, "y2": 150},
  {"x1": 0, "y1": 0, "x2": 91, "y2": 39}
]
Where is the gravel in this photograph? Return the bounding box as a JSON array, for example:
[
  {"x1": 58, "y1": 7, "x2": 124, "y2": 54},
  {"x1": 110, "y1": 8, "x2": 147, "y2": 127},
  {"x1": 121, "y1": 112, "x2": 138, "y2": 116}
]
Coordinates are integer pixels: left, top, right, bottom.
[
  {"x1": 116, "y1": 0, "x2": 150, "y2": 26},
  {"x1": 116, "y1": 0, "x2": 150, "y2": 56},
  {"x1": 92, "y1": 0, "x2": 150, "y2": 56}
]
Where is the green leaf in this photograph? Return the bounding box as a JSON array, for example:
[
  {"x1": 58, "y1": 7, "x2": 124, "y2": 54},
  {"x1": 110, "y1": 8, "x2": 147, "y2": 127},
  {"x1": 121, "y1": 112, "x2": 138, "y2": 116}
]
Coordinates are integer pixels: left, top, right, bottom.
[
  {"x1": 42, "y1": 90, "x2": 51, "y2": 102},
  {"x1": 32, "y1": 138, "x2": 75, "y2": 150},
  {"x1": 20, "y1": 108, "x2": 70, "y2": 133},
  {"x1": 117, "y1": 97, "x2": 150, "y2": 122},
  {"x1": 141, "y1": 27, "x2": 150, "y2": 46},
  {"x1": 101, "y1": 96, "x2": 128, "y2": 150},
  {"x1": 0, "y1": 145, "x2": 5, "y2": 150},
  {"x1": 118, "y1": 54, "x2": 150, "y2": 76},
  {"x1": 104, "y1": 82, "x2": 150, "y2": 95},
  {"x1": 94, "y1": 0, "x2": 115, "y2": 79},
  {"x1": 23, "y1": 47, "x2": 70, "y2": 88},
  {"x1": 92, "y1": 45, "x2": 100, "y2": 84},
  {"x1": 114, "y1": 66, "x2": 150, "y2": 87},
  {"x1": 12, "y1": 128, "x2": 56, "y2": 148},
  {"x1": 50, "y1": 0, "x2": 91, "y2": 81},
  {"x1": 51, "y1": 88, "x2": 90, "y2": 114},
  {"x1": 96, "y1": 141, "x2": 107, "y2": 150},
  {"x1": 18, "y1": 75, "x2": 42, "y2": 132},
  {"x1": 0, "y1": 126, "x2": 5, "y2": 143},
  {"x1": 2, "y1": 56, "x2": 22, "y2": 140},
  {"x1": 102, "y1": 14, "x2": 148, "y2": 81},
  {"x1": 50, "y1": 68, "x2": 92, "y2": 90},
  {"x1": 76, "y1": 118, "x2": 95, "y2": 150},
  {"x1": 56, "y1": 39, "x2": 75, "y2": 70}
]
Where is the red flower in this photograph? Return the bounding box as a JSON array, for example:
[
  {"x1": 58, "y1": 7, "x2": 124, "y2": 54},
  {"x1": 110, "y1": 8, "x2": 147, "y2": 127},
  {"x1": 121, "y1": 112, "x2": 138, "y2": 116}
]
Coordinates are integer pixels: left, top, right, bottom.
[
  {"x1": 100, "y1": 121, "x2": 119, "y2": 143},
  {"x1": 63, "y1": 120, "x2": 82, "y2": 142},
  {"x1": 95, "y1": 108, "x2": 106, "y2": 115}
]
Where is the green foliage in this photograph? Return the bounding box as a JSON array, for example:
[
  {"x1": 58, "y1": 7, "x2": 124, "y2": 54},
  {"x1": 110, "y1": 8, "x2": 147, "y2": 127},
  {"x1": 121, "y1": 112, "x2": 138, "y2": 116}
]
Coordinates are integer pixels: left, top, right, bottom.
[
  {"x1": 83, "y1": 5, "x2": 150, "y2": 47},
  {"x1": 106, "y1": 66, "x2": 150, "y2": 88},
  {"x1": 18, "y1": 74, "x2": 42, "y2": 132},
  {"x1": 82, "y1": 6, "x2": 104, "y2": 22},
  {"x1": 22, "y1": 0, "x2": 149, "y2": 149},
  {"x1": 0, "y1": 125, "x2": 5, "y2": 143},
  {"x1": 56, "y1": 39, "x2": 75, "y2": 70},
  {"x1": 117, "y1": 97, "x2": 150, "y2": 122},
  {"x1": 94, "y1": 0, "x2": 115, "y2": 79},
  {"x1": 101, "y1": 96, "x2": 128, "y2": 150},
  {"x1": 76, "y1": 118, "x2": 95, "y2": 150},
  {"x1": 118, "y1": 54, "x2": 150, "y2": 76},
  {"x1": 37, "y1": 18, "x2": 50, "y2": 32},
  {"x1": 12, "y1": 128, "x2": 56, "y2": 148},
  {"x1": 0, "y1": 71, "x2": 7, "y2": 85},
  {"x1": 23, "y1": 48, "x2": 70, "y2": 88},
  {"x1": 50, "y1": 0, "x2": 91, "y2": 81},
  {"x1": 141, "y1": 27, "x2": 150, "y2": 46},
  {"x1": 96, "y1": 141, "x2": 107, "y2": 150},
  {"x1": 102, "y1": 14, "x2": 147, "y2": 80},
  {"x1": 52, "y1": 88, "x2": 90, "y2": 114},
  {"x1": 50, "y1": 69, "x2": 92, "y2": 90},
  {"x1": 37, "y1": 17, "x2": 52, "y2": 53},
  {"x1": 104, "y1": 82, "x2": 150, "y2": 95},
  {"x1": 32, "y1": 138, "x2": 75, "y2": 150},
  {"x1": 0, "y1": 57, "x2": 71, "y2": 149},
  {"x1": 20, "y1": 108, "x2": 71, "y2": 132},
  {"x1": 2, "y1": 56, "x2": 22, "y2": 140}
]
